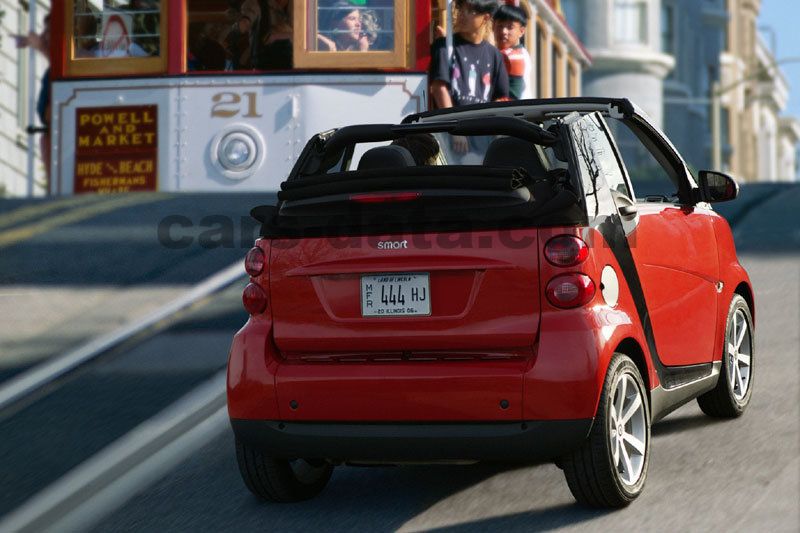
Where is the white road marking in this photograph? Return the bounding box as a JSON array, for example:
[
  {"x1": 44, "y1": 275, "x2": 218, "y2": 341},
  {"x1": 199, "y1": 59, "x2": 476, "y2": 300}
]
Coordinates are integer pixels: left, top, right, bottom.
[
  {"x1": 0, "y1": 261, "x2": 244, "y2": 413},
  {"x1": 0, "y1": 371, "x2": 227, "y2": 533}
]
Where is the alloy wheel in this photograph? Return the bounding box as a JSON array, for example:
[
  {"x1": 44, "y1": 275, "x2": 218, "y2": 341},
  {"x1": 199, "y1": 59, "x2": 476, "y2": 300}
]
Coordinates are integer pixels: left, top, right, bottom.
[
  {"x1": 727, "y1": 308, "x2": 752, "y2": 401},
  {"x1": 609, "y1": 372, "x2": 647, "y2": 486}
]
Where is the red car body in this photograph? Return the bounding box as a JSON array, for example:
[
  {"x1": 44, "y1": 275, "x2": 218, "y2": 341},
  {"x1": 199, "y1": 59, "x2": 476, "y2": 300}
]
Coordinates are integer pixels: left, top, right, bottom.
[{"x1": 227, "y1": 98, "x2": 754, "y2": 506}]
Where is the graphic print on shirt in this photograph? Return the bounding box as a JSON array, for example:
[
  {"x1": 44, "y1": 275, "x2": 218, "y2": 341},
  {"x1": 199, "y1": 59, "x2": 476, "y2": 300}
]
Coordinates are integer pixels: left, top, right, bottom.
[
  {"x1": 429, "y1": 36, "x2": 509, "y2": 107},
  {"x1": 452, "y1": 64, "x2": 462, "y2": 97},
  {"x1": 468, "y1": 64, "x2": 477, "y2": 97},
  {"x1": 454, "y1": 55, "x2": 494, "y2": 105},
  {"x1": 482, "y1": 71, "x2": 491, "y2": 100}
]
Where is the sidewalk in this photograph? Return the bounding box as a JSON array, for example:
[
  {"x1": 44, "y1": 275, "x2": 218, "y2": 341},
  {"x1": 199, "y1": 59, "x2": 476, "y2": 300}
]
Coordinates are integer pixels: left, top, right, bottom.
[
  {"x1": 0, "y1": 192, "x2": 258, "y2": 375},
  {"x1": 0, "y1": 285, "x2": 187, "y2": 370}
]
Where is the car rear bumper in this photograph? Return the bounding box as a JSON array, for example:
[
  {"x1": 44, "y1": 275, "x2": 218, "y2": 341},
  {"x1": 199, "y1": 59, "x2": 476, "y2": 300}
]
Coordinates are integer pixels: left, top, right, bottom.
[{"x1": 230, "y1": 418, "x2": 593, "y2": 462}]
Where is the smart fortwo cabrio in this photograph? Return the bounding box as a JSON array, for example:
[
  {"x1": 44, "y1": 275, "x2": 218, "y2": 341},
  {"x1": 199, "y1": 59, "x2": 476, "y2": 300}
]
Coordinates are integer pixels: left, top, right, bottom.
[{"x1": 227, "y1": 98, "x2": 754, "y2": 508}]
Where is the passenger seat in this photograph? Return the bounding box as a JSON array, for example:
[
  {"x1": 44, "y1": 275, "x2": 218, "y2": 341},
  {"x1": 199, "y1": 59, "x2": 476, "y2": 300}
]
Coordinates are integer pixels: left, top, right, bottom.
[
  {"x1": 482, "y1": 136, "x2": 548, "y2": 176},
  {"x1": 483, "y1": 136, "x2": 553, "y2": 202},
  {"x1": 357, "y1": 145, "x2": 416, "y2": 170}
]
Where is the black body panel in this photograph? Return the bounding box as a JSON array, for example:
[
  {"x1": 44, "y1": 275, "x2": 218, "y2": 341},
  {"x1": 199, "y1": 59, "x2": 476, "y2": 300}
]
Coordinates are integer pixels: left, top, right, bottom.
[{"x1": 231, "y1": 419, "x2": 594, "y2": 462}]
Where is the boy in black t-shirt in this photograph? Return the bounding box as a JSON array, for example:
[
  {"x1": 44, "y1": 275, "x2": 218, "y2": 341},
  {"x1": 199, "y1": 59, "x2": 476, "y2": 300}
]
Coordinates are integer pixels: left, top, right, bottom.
[{"x1": 430, "y1": 0, "x2": 509, "y2": 155}]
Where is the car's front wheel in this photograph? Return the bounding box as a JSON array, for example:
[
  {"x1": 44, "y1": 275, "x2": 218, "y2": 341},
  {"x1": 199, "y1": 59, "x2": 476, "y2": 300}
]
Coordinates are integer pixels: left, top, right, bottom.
[
  {"x1": 235, "y1": 439, "x2": 333, "y2": 502},
  {"x1": 561, "y1": 353, "x2": 650, "y2": 508},
  {"x1": 697, "y1": 294, "x2": 754, "y2": 418}
]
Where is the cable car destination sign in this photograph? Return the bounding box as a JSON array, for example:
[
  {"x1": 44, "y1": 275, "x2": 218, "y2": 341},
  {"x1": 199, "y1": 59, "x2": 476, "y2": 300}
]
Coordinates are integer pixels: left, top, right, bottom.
[{"x1": 74, "y1": 105, "x2": 158, "y2": 193}]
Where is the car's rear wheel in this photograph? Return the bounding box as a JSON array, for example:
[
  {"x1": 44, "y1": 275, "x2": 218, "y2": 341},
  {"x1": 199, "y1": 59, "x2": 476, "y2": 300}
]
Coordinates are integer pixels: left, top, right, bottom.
[
  {"x1": 561, "y1": 353, "x2": 650, "y2": 508},
  {"x1": 235, "y1": 439, "x2": 333, "y2": 502},
  {"x1": 698, "y1": 294, "x2": 754, "y2": 418}
]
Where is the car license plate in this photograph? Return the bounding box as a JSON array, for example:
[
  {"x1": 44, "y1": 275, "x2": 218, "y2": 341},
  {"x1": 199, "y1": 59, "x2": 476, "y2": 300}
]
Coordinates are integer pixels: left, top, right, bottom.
[{"x1": 361, "y1": 273, "x2": 430, "y2": 317}]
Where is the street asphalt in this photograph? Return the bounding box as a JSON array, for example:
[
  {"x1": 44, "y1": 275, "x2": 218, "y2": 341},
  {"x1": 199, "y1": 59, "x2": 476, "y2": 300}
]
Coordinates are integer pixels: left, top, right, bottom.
[
  {"x1": 0, "y1": 185, "x2": 797, "y2": 531},
  {"x1": 99, "y1": 185, "x2": 800, "y2": 532},
  {"x1": 0, "y1": 193, "x2": 274, "y2": 378},
  {"x1": 89, "y1": 252, "x2": 799, "y2": 533},
  {"x1": 0, "y1": 281, "x2": 246, "y2": 517}
]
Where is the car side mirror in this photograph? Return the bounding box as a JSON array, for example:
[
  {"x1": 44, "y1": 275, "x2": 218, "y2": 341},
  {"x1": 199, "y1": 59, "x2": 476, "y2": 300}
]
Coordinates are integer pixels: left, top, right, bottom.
[{"x1": 698, "y1": 170, "x2": 739, "y2": 203}]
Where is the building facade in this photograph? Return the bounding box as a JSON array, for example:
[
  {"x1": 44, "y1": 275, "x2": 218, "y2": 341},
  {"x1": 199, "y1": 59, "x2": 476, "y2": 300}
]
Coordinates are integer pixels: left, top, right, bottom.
[
  {"x1": 662, "y1": 0, "x2": 727, "y2": 173},
  {"x1": 753, "y1": 34, "x2": 788, "y2": 181},
  {"x1": 565, "y1": 0, "x2": 797, "y2": 182},
  {"x1": 562, "y1": 0, "x2": 674, "y2": 127},
  {"x1": 721, "y1": 0, "x2": 798, "y2": 181},
  {"x1": 778, "y1": 117, "x2": 800, "y2": 180},
  {"x1": 525, "y1": 0, "x2": 591, "y2": 100},
  {"x1": 0, "y1": 0, "x2": 49, "y2": 197},
  {"x1": 720, "y1": 0, "x2": 761, "y2": 180}
]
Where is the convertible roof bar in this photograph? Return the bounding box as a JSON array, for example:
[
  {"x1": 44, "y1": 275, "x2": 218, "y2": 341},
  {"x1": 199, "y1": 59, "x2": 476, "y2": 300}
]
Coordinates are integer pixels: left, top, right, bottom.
[
  {"x1": 402, "y1": 97, "x2": 637, "y2": 124},
  {"x1": 323, "y1": 116, "x2": 559, "y2": 154}
]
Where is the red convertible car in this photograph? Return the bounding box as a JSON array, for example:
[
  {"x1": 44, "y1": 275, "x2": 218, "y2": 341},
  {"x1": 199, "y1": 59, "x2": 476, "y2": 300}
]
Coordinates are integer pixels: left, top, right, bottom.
[{"x1": 227, "y1": 98, "x2": 754, "y2": 508}]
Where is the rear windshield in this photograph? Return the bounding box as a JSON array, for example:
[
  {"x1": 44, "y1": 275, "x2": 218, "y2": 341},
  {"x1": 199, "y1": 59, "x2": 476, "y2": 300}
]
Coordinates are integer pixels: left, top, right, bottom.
[{"x1": 257, "y1": 120, "x2": 586, "y2": 238}]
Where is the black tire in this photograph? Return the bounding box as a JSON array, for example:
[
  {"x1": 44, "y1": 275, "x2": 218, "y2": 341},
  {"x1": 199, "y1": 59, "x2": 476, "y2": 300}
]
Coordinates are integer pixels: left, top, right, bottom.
[
  {"x1": 561, "y1": 353, "x2": 651, "y2": 508},
  {"x1": 698, "y1": 294, "x2": 754, "y2": 418},
  {"x1": 235, "y1": 439, "x2": 333, "y2": 502}
]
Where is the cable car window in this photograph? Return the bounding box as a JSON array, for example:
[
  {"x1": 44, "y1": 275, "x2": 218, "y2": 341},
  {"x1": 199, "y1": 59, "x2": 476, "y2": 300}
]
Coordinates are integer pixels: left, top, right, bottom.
[
  {"x1": 186, "y1": 0, "x2": 294, "y2": 71},
  {"x1": 294, "y1": 0, "x2": 409, "y2": 68},
  {"x1": 73, "y1": 0, "x2": 161, "y2": 58},
  {"x1": 313, "y1": 0, "x2": 394, "y2": 52},
  {"x1": 67, "y1": 0, "x2": 167, "y2": 75}
]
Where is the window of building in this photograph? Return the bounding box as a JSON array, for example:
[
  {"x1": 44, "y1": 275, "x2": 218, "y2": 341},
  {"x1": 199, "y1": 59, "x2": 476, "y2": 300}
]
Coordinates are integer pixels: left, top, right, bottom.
[
  {"x1": 721, "y1": 23, "x2": 729, "y2": 53},
  {"x1": 720, "y1": 106, "x2": 731, "y2": 171},
  {"x1": 701, "y1": 65, "x2": 714, "y2": 103},
  {"x1": 614, "y1": 0, "x2": 647, "y2": 45},
  {"x1": 66, "y1": 0, "x2": 166, "y2": 76},
  {"x1": 551, "y1": 45, "x2": 559, "y2": 97},
  {"x1": 294, "y1": 0, "x2": 408, "y2": 69},
  {"x1": 661, "y1": 4, "x2": 674, "y2": 54},
  {"x1": 720, "y1": 107, "x2": 730, "y2": 145}
]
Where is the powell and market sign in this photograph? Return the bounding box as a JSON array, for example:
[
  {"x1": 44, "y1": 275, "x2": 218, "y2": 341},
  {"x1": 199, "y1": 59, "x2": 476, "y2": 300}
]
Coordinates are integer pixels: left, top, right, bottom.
[{"x1": 74, "y1": 105, "x2": 158, "y2": 193}]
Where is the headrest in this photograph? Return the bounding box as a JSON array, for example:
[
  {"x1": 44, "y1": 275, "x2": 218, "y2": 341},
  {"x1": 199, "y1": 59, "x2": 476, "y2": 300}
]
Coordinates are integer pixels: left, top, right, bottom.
[
  {"x1": 357, "y1": 145, "x2": 416, "y2": 170},
  {"x1": 483, "y1": 136, "x2": 547, "y2": 177}
]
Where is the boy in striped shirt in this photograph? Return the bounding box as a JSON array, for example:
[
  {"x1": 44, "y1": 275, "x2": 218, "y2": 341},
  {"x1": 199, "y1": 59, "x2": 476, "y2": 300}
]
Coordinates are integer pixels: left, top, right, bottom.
[{"x1": 493, "y1": 4, "x2": 532, "y2": 100}]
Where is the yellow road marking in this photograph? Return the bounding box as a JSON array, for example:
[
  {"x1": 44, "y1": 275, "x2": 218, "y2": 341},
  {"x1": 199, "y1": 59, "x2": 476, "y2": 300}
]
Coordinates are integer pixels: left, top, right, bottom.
[
  {"x1": 0, "y1": 194, "x2": 169, "y2": 250},
  {"x1": 0, "y1": 195, "x2": 112, "y2": 231}
]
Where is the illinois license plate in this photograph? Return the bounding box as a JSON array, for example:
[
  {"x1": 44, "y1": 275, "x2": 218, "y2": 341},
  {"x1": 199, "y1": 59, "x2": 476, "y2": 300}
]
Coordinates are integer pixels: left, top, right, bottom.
[{"x1": 361, "y1": 273, "x2": 430, "y2": 317}]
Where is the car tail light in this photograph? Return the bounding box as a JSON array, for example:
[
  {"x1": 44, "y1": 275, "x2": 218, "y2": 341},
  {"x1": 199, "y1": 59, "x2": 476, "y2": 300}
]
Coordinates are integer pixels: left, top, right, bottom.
[
  {"x1": 245, "y1": 246, "x2": 265, "y2": 277},
  {"x1": 243, "y1": 282, "x2": 268, "y2": 315},
  {"x1": 546, "y1": 274, "x2": 596, "y2": 309},
  {"x1": 243, "y1": 241, "x2": 269, "y2": 315},
  {"x1": 544, "y1": 235, "x2": 589, "y2": 267},
  {"x1": 349, "y1": 192, "x2": 421, "y2": 203}
]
